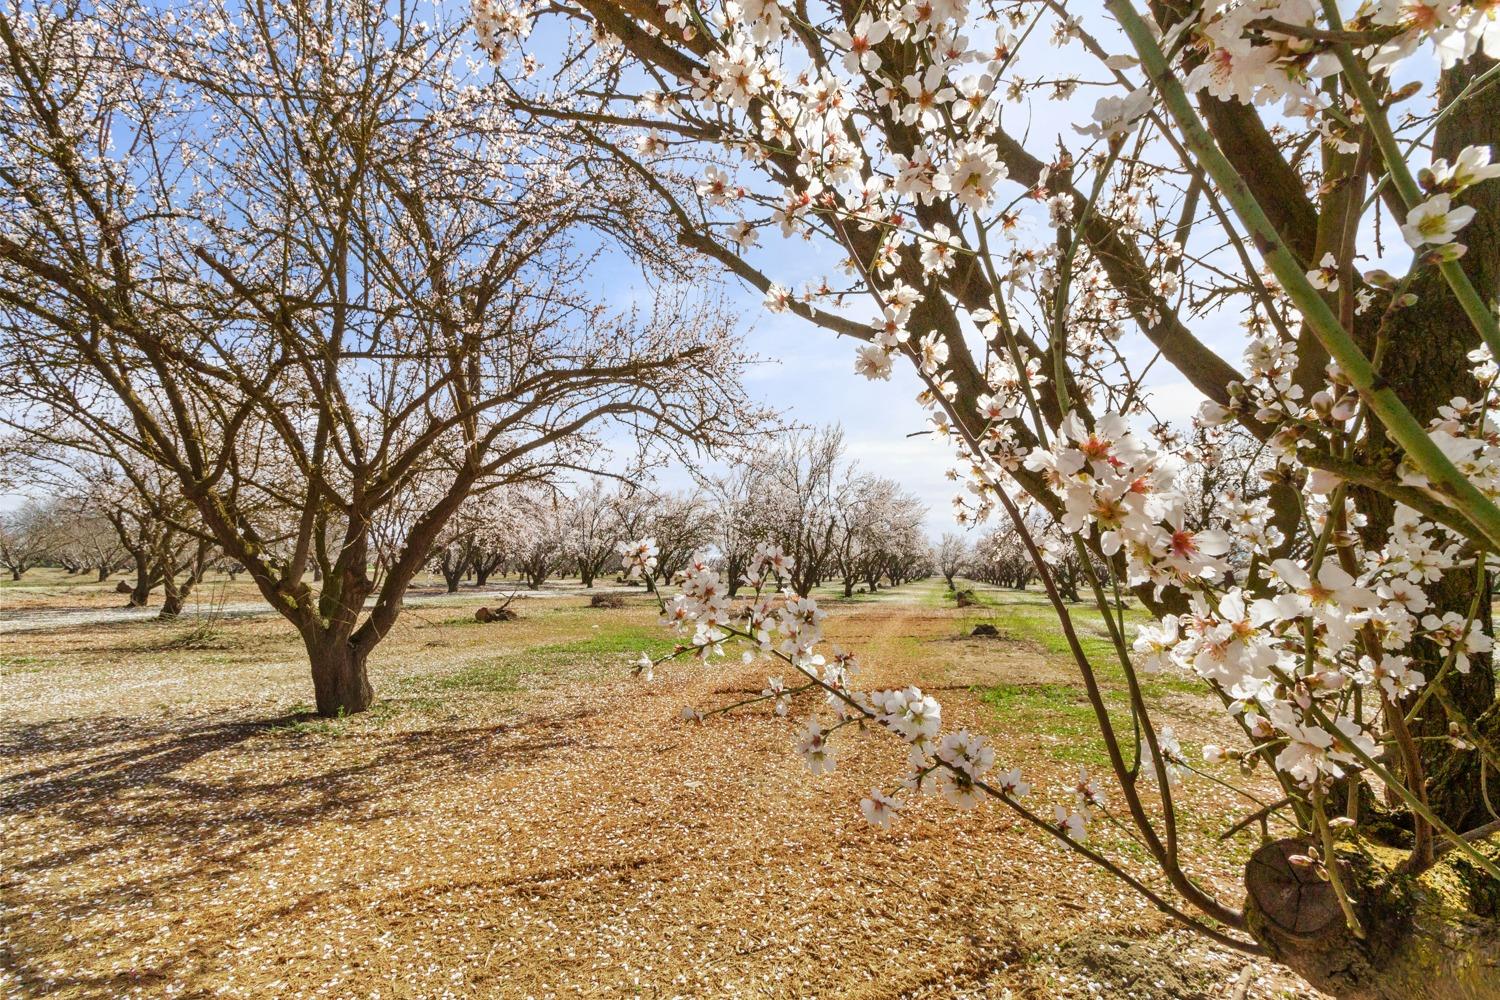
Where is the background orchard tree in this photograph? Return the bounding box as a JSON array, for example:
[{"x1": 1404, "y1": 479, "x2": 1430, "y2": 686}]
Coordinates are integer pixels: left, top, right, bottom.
[
  {"x1": 935, "y1": 532, "x2": 971, "y2": 591},
  {"x1": 0, "y1": 415, "x2": 234, "y2": 607},
  {"x1": 431, "y1": 514, "x2": 483, "y2": 595},
  {"x1": 702, "y1": 465, "x2": 758, "y2": 594},
  {"x1": 642, "y1": 491, "x2": 715, "y2": 581},
  {"x1": 565, "y1": 479, "x2": 625, "y2": 588},
  {"x1": 0, "y1": 502, "x2": 49, "y2": 581},
  {"x1": 0, "y1": 0, "x2": 751, "y2": 715},
  {"x1": 973, "y1": 519, "x2": 1038, "y2": 592},
  {"x1": 1173, "y1": 422, "x2": 1274, "y2": 532},
  {"x1": 703, "y1": 436, "x2": 928, "y2": 597},
  {"x1": 511, "y1": 489, "x2": 570, "y2": 589},
  {"x1": 102, "y1": 490, "x2": 214, "y2": 616},
  {"x1": 428, "y1": 486, "x2": 515, "y2": 593},
  {"x1": 42, "y1": 498, "x2": 125, "y2": 581},
  {"x1": 468, "y1": 528, "x2": 511, "y2": 588},
  {"x1": 484, "y1": 0, "x2": 1500, "y2": 991},
  {"x1": 78, "y1": 459, "x2": 218, "y2": 613},
  {"x1": 749, "y1": 426, "x2": 853, "y2": 595},
  {"x1": 830, "y1": 475, "x2": 926, "y2": 596}
]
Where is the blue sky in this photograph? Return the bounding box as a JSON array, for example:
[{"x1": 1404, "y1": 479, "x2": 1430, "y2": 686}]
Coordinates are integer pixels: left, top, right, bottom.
[
  {"x1": 589, "y1": 221, "x2": 966, "y2": 532},
  {"x1": 5, "y1": 1, "x2": 1435, "y2": 535}
]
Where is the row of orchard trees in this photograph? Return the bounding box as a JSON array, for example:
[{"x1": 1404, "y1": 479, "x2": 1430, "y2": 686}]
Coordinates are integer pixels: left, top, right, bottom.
[
  {"x1": 0, "y1": 459, "x2": 221, "y2": 614},
  {"x1": 3, "y1": 422, "x2": 935, "y2": 618},
  {"x1": 426, "y1": 426, "x2": 932, "y2": 596},
  {"x1": 706, "y1": 426, "x2": 930, "y2": 597},
  {"x1": 423, "y1": 480, "x2": 640, "y2": 592}
]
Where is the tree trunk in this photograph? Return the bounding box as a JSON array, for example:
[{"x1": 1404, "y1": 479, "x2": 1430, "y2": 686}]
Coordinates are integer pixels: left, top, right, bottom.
[
  {"x1": 128, "y1": 556, "x2": 151, "y2": 607},
  {"x1": 158, "y1": 571, "x2": 195, "y2": 619},
  {"x1": 8, "y1": 567, "x2": 18, "y2": 581},
  {"x1": 1338, "y1": 51, "x2": 1500, "y2": 835},
  {"x1": 1244, "y1": 838, "x2": 1500, "y2": 999},
  {"x1": 306, "y1": 636, "x2": 374, "y2": 717}
]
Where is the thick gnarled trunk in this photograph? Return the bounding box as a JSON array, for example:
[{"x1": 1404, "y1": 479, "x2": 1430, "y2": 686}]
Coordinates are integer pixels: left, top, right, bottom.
[
  {"x1": 1245, "y1": 839, "x2": 1500, "y2": 999},
  {"x1": 305, "y1": 635, "x2": 374, "y2": 717}
]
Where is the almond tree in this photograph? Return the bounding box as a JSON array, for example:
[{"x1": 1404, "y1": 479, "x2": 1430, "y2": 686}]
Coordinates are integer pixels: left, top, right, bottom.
[
  {"x1": 96, "y1": 479, "x2": 214, "y2": 616},
  {"x1": 429, "y1": 487, "x2": 514, "y2": 592},
  {"x1": 0, "y1": 503, "x2": 48, "y2": 581},
  {"x1": 644, "y1": 490, "x2": 715, "y2": 579},
  {"x1": 747, "y1": 426, "x2": 853, "y2": 593},
  {"x1": 0, "y1": 0, "x2": 749, "y2": 715},
  {"x1": 566, "y1": 479, "x2": 626, "y2": 587},
  {"x1": 7, "y1": 437, "x2": 225, "y2": 611},
  {"x1": 703, "y1": 464, "x2": 759, "y2": 594},
  {"x1": 935, "y1": 531, "x2": 970, "y2": 590},
  {"x1": 511, "y1": 487, "x2": 570, "y2": 589},
  {"x1": 972, "y1": 523, "x2": 1036, "y2": 591},
  {"x1": 484, "y1": 0, "x2": 1500, "y2": 989},
  {"x1": 49, "y1": 500, "x2": 126, "y2": 583},
  {"x1": 830, "y1": 475, "x2": 926, "y2": 596}
]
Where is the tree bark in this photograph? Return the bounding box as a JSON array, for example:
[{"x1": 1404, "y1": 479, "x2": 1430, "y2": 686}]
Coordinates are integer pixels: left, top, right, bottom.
[
  {"x1": 306, "y1": 636, "x2": 374, "y2": 717},
  {"x1": 158, "y1": 572, "x2": 194, "y2": 619},
  {"x1": 128, "y1": 556, "x2": 151, "y2": 607},
  {"x1": 1244, "y1": 839, "x2": 1500, "y2": 999},
  {"x1": 1342, "y1": 52, "x2": 1500, "y2": 832}
]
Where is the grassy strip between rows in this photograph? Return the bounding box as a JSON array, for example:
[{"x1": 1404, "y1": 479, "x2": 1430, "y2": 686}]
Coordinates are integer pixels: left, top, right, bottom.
[{"x1": 938, "y1": 582, "x2": 1207, "y2": 772}]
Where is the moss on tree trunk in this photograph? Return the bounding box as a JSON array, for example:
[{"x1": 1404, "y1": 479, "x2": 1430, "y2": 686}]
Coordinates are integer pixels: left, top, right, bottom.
[{"x1": 1245, "y1": 839, "x2": 1500, "y2": 999}]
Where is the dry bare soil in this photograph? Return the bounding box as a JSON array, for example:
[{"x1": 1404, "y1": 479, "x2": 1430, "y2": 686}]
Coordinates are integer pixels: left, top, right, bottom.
[{"x1": 0, "y1": 575, "x2": 1325, "y2": 999}]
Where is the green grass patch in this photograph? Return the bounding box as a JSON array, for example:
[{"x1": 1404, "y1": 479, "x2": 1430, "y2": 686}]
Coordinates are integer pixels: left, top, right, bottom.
[
  {"x1": 980, "y1": 681, "x2": 1114, "y2": 769},
  {"x1": 436, "y1": 624, "x2": 668, "y2": 693},
  {"x1": 954, "y1": 580, "x2": 1211, "y2": 765},
  {"x1": 954, "y1": 581, "x2": 1200, "y2": 700},
  {"x1": 0, "y1": 654, "x2": 49, "y2": 674}
]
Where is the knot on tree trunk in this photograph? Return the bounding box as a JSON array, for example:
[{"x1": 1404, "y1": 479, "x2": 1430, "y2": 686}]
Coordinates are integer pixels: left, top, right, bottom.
[{"x1": 1245, "y1": 838, "x2": 1500, "y2": 1000}]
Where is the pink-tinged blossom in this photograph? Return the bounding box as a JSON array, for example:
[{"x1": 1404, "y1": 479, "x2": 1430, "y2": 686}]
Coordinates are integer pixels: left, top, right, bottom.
[
  {"x1": 859, "y1": 788, "x2": 902, "y2": 828},
  {"x1": 795, "y1": 717, "x2": 838, "y2": 774}
]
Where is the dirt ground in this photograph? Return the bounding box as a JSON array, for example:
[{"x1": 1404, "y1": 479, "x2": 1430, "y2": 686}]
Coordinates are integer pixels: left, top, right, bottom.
[{"x1": 0, "y1": 577, "x2": 1326, "y2": 999}]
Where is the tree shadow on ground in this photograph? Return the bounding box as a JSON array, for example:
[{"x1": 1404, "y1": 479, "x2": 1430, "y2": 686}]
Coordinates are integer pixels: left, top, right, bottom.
[{"x1": 0, "y1": 703, "x2": 593, "y2": 995}]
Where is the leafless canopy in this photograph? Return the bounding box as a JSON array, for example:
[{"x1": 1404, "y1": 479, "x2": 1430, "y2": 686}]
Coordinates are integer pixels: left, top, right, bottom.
[{"x1": 0, "y1": 0, "x2": 753, "y2": 713}]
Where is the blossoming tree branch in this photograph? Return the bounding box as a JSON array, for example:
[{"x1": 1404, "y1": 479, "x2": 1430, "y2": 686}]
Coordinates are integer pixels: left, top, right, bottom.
[{"x1": 476, "y1": 0, "x2": 1500, "y2": 993}]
